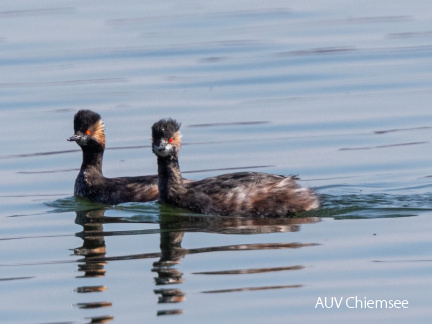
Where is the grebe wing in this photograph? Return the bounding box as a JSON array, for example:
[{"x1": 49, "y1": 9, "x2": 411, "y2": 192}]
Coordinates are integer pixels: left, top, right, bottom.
[{"x1": 186, "y1": 172, "x2": 297, "y2": 193}]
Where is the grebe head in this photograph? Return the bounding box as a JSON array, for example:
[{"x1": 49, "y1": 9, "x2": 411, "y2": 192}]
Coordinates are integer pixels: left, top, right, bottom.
[
  {"x1": 67, "y1": 109, "x2": 105, "y2": 149},
  {"x1": 151, "y1": 118, "x2": 182, "y2": 158}
]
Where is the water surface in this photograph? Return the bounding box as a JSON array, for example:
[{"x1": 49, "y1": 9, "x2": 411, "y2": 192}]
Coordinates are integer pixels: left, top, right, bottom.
[{"x1": 0, "y1": 1, "x2": 431, "y2": 323}]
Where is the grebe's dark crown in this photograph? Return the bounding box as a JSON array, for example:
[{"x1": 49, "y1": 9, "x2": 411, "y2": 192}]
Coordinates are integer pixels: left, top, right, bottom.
[
  {"x1": 68, "y1": 109, "x2": 105, "y2": 148},
  {"x1": 152, "y1": 118, "x2": 181, "y2": 141},
  {"x1": 74, "y1": 109, "x2": 102, "y2": 133}
]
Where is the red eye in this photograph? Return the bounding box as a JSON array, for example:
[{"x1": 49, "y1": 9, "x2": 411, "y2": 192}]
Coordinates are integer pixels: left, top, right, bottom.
[
  {"x1": 86, "y1": 130, "x2": 91, "y2": 135},
  {"x1": 169, "y1": 138, "x2": 173, "y2": 143}
]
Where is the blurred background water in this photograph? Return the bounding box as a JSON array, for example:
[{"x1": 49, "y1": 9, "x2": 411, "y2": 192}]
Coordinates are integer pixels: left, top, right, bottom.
[{"x1": 0, "y1": 1, "x2": 431, "y2": 323}]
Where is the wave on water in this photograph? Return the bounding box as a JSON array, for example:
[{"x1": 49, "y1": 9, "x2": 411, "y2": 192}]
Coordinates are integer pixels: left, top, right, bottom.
[
  {"x1": 319, "y1": 192, "x2": 432, "y2": 219},
  {"x1": 44, "y1": 190, "x2": 432, "y2": 222},
  {"x1": 44, "y1": 196, "x2": 108, "y2": 212},
  {"x1": 45, "y1": 196, "x2": 161, "y2": 221}
]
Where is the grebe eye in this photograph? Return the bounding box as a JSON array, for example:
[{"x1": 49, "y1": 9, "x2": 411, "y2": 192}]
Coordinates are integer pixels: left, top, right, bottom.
[
  {"x1": 86, "y1": 130, "x2": 91, "y2": 135},
  {"x1": 168, "y1": 138, "x2": 173, "y2": 143}
]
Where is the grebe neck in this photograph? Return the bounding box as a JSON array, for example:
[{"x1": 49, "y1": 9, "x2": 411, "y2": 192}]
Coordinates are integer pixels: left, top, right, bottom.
[
  {"x1": 157, "y1": 155, "x2": 186, "y2": 202},
  {"x1": 81, "y1": 147, "x2": 103, "y2": 173}
]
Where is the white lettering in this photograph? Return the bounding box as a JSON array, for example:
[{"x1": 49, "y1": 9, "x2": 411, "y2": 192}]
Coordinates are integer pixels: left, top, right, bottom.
[
  {"x1": 375, "y1": 300, "x2": 388, "y2": 308},
  {"x1": 346, "y1": 296, "x2": 355, "y2": 308},
  {"x1": 333, "y1": 297, "x2": 343, "y2": 308},
  {"x1": 315, "y1": 297, "x2": 344, "y2": 309},
  {"x1": 315, "y1": 297, "x2": 324, "y2": 309},
  {"x1": 317, "y1": 296, "x2": 409, "y2": 309}
]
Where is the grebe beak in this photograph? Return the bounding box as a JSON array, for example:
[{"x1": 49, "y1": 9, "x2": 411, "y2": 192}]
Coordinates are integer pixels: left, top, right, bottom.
[
  {"x1": 153, "y1": 142, "x2": 172, "y2": 157},
  {"x1": 67, "y1": 134, "x2": 81, "y2": 142},
  {"x1": 156, "y1": 144, "x2": 165, "y2": 151}
]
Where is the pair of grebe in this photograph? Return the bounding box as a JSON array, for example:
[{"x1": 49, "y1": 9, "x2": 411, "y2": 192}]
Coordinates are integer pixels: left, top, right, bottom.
[{"x1": 69, "y1": 110, "x2": 319, "y2": 216}]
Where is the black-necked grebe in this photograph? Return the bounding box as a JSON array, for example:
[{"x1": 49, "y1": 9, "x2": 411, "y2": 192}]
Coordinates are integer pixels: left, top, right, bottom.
[
  {"x1": 151, "y1": 118, "x2": 319, "y2": 217},
  {"x1": 67, "y1": 109, "x2": 159, "y2": 204}
]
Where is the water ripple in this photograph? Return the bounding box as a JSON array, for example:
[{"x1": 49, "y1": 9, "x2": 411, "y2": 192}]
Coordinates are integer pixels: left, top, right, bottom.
[
  {"x1": 321, "y1": 193, "x2": 432, "y2": 218},
  {"x1": 202, "y1": 284, "x2": 302, "y2": 294},
  {"x1": 193, "y1": 265, "x2": 304, "y2": 275}
]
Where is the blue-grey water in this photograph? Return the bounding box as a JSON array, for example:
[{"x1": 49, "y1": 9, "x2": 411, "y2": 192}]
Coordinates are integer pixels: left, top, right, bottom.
[{"x1": 1, "y1": 1, "x2": 431, "y2": 323}]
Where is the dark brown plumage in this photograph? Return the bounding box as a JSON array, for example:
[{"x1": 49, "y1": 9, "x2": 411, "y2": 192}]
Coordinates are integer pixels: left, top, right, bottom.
[
  {"x1": 68, "y1": 109, "x2": 159, "y2": 205},
  {"x1": 152, "y1": 118, "x2": 319, "y2": 217}
]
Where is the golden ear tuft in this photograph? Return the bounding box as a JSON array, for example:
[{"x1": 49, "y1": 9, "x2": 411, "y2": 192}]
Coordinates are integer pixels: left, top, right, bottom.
[
  {"x1": 91, "y1": 119, "x2": 106, "y2": 148},
  {"x1": 171, "y1": 131, "x2": 182, "y2": 147}
]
